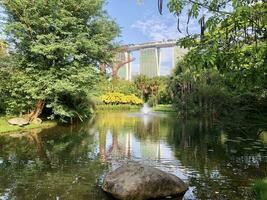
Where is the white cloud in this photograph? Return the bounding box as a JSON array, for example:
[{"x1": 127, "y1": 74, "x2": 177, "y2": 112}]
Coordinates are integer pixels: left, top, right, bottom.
[
  {"x1": 131, "y1": 12, "x2": 200, "y2": 42},
  {"x1": 131, "y1": 15, "x2": 181, "y2": 41}
]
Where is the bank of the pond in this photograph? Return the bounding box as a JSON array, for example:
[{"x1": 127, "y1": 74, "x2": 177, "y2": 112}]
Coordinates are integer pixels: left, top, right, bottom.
[
  {"x1": 0, "y1": 117, "x2": 57, "y2": 134},
  {"x1": 96, "y1": 104, "x2": 176, "y2": 113},
  {"x1": 96, "y1": 104, "x2": 141, "y2": 111},
  {"x1": 152, "y1": 105, "x2": 176, "y2": 112}
]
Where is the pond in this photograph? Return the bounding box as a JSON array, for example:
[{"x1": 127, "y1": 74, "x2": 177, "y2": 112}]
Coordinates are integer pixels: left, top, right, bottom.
[{"x1": 0, "y1": 111, "x2": 266, "y2": 200}]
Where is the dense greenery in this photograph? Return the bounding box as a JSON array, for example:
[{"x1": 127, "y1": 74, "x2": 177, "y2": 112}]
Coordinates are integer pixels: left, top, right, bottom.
[
  {"x1": 252, "y1": 179, "x2": 267, "y2": 200},
  {"x1": 0, "y1": 0, "x2": 119, "y2": 122},
  {"x1": 97, "y1": 76, "x2": 139, "y2": 96},
  {"x1": 167, "y1": 0, "x2": 267, "y2": 117},
  {"x1": 95, "y1": 75, "x2": 170, "y2": 107},
  {"x1": 134, "y1": 75, "x2": 171, "y2": 106}
]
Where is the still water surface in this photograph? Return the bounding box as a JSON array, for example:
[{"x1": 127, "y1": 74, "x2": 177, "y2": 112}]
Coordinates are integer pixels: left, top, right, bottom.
[{"x1": 0, "y1": 112, "x2": 266, "y2": 200}]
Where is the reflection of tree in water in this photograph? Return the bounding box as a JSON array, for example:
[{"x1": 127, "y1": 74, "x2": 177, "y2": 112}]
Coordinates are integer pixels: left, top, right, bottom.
[
  {"x1": 98, "y1": 127, "x2": 132, "y2": 162},
  {"x1": 95, "y1": 113, "x2": 172, "y2": 162},
  {"x1": 95, "y1": 113, "x2": 138, "y2": 161},
  {"x1": 167, "y1": 118, "x2": 267, "y2": 200},
  {"x1": 135, "y1": 116, "x2": 170, "y2": 141},
  {"x1": 0, "y1": 121, "x2": 109, "y2": 200}
]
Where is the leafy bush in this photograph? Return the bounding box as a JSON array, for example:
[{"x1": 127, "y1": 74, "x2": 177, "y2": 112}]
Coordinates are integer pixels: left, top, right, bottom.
[
  {"x1": 134, "y1": 75, "x2": 171, "y2": 105},
  {"x1": 96, "y1": 77, "x2": 139, "y2": 96},
  {"x1": 101, "y1": 92, "x2": 143, "y2": 105},
  {"x1": 252, "y1": 179, "x2": 267, "y2": 200}
]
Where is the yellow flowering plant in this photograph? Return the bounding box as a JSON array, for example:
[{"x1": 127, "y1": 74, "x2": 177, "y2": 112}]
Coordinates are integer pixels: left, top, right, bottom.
[{"x1": 101, "y1": 93, "x2": 143, "y2": 105}]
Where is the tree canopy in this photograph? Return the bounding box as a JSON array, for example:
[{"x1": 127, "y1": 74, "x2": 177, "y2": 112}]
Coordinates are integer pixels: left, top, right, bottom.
[
  {"x1": 165, "y1": 0, "x2": 267, "y2": 117},
  {"x1": 0, "y1": 0, "x2": 119, "y2": 122}
]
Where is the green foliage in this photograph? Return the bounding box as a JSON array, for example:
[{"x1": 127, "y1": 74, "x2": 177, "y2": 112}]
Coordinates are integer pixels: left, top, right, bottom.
[
  {"x1": 252, "y1": 179, "x2": 267, "y2": 200},
  {"x1": 167, "y1": 0, "x2": 267, "y2": 117},
  {"x1": 134, "y1": 75, "x2": 171, "y2": 106},
  {"x1": 152, "y1": 104, "x2": 175, "y2": 112},
  {"x1": 170, "y1": 62, "x2": 231, "y2": 116},
  {"x1": 96, "y1": 77, "x2": 139, "y2": 96},
  {"x1": 0, "y1": 0, "x2": 119, "y2": 122},
  {"x1": 0, "y1": 41, "x2": 13, "y2": 114}
]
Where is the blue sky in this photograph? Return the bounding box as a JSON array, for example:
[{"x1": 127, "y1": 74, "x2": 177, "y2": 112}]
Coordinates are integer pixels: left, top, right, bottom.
[
  {"x1": 105, "y1": 0, "x2": 186, "y2": 75},
  {"x1": 105, "y1": 0, "x2": 180, "y2": 44}
]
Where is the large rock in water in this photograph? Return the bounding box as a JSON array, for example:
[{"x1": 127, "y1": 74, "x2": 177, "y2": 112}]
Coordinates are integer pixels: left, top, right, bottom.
[
  {"x1": 8, "y1": 118, "x2": 29, "y2": 127},
  {"x1": 102, "y1": 163, "x2": 188, "y2": 200}
]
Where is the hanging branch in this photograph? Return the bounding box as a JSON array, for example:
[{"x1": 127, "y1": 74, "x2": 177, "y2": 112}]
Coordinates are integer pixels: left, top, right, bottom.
[
  {"x1": 177, "y1": 18, "x2": 182, "y2": 33},
  {"x1": 158, "y1": 0, "x2": 163, "y2": 15},
  {"x1": 200, "y1": 15, "x2": 205, "y2": 40}
]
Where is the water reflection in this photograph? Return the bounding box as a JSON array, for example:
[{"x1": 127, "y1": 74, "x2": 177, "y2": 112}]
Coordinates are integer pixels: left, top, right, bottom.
[{"x1": 0, "y1": 112, "x2": 266, "y2": 200}]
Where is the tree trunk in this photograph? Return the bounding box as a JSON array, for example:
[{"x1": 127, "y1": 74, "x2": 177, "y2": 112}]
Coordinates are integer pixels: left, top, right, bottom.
[
  {"x1": 99, "y1": 63, "x2": 106, "y2": 73},
  {"x1": 199, "y1": 95, "x2": 202, "y2": 112},
  {"x1": 28, "y1": 100, "x2": 45, "y2": 122},
  {"x1": 204, "y1": 96, "x2": 208, "y2": 114}
]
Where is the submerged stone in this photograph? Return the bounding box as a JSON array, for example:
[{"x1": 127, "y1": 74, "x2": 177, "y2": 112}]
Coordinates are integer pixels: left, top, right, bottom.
[
  {"x1": 8, "y1": 118, "x2": 29, "y2": 127},
  {"x1": 102, "y1": 163, "x2": 188, "y2": 200}
]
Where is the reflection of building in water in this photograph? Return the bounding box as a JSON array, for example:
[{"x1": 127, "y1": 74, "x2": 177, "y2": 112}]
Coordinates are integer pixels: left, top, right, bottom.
[
  {"x1": 99, "y1": 129, "x2": 179, "y2": 162},
  {"x1": 140, "y1": 142, "x2": 160, "y2": 160},
  {"x1": 99, "y1": 130, "x2": 133, "y2": 160},
  {"x1": 125, "y1": 132, "x2": 132, "y2": 157}
]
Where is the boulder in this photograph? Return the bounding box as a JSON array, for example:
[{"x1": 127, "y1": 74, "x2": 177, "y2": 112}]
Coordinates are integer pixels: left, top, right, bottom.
[
  {"x1": 102, "y1": 163, "x2": 188, "y2": 200},
  {"x1": 8, "y1": 118, "x2": 29, "y2": 127}
]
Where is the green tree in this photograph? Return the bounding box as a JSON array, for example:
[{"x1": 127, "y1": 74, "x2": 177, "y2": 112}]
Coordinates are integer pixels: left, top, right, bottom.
[
  {"x1": 134, "y1": 75, "x2": 170, "y2": 106},
  {"x1": 0, "y1": 39, "x2": 9, "y2": 113},
  {"x1": 166, "y1": 0, "x2": 267, "y2": 116},
  {"x1": 0, "y1": 0, "x2": 119, "y2": 122}
]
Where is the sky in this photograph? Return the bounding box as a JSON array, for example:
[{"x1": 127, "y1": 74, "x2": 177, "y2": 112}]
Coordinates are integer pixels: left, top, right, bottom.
[
  {"x1": 105, "y1": 0, "x2": 181, "y2": 44},
  {"x1": 0, "y1": 1, "x2": 197, "y2": 76},
  {"x1": 105, "y1": 0, "x2": 186, "y2": 76}
]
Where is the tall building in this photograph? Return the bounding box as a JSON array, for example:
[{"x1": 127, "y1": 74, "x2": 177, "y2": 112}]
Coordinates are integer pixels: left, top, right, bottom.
[{"x1": 140, "y1": 48, "x2": 160, "y2": 77}]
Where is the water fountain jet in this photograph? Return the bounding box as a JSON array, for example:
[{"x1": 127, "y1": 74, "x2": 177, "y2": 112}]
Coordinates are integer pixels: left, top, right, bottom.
[{"x1": 141, "y1": 103, "x2": 151, "y2": 114}]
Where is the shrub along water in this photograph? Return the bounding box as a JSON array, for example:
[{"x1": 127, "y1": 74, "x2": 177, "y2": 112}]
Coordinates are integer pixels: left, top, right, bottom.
[{"x1": 134, "y1": 75, "x2": 171, "y2": 106}]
